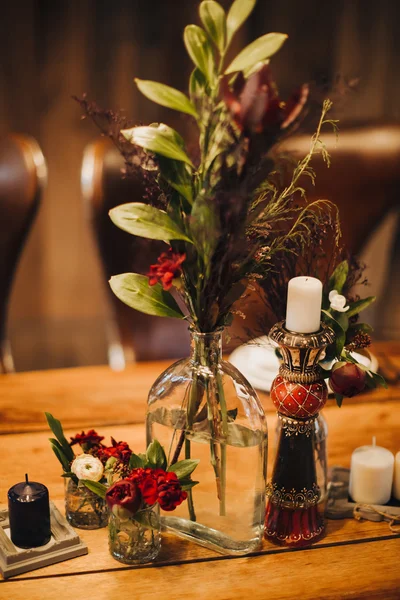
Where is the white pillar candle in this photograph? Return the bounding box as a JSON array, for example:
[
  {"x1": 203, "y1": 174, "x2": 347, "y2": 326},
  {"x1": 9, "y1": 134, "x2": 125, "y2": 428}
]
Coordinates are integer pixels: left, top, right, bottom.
[
  {"x1": 285, "y1": 276, "x2": 323, "y2": 334},
  {"x1": 349, "y1": 438, "x2": 394, "y2": 505},
  {"x1": 392, "y1": 452, "x2": 400, "y2": 501}
]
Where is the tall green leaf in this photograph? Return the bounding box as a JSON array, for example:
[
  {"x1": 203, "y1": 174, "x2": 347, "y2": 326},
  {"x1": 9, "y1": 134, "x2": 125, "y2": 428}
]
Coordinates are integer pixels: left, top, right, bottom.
[
  {"x1": 109, "y1": 203, "x2": 192, "y2": 242},
  {"x1": 109, "y1": 273, "x2": 185, "y2": 319},
  {"x1": 225, "y1": 32, "x2": 287, "y2": 74},
  {"x1": 346, "y1": 296, "x2": 376, "y2": 318},
  {"x1": 50, "y1": 442, "x2": 71, "y2": 472},
  {"x1": 199, "y1": 1, "x2": 226, "y2": 53},
  {"x1": 226, "y1": 0, "x2": 257, "y2": 46},
  {"x1": 45, "y1": 413, "x2": 74, "y2": 462},
  {"x1": 190, "y1": 196, "x2": 220, "y2": 268},
  {"x1": 135, "y1": 79, "x2": 198, "y2": 118},
  {"x1": 158, "y1": 157, "x2": 193, "y2": 205},
  {"x1": 184, "y1": 25, "x2": 216, "y2": 83},
  {"x1": 328, "y1": 260, "x2": 349, "y2": 294},
  {"x1": 121, "y1": 125, "x2": 194, "y2": 167}
]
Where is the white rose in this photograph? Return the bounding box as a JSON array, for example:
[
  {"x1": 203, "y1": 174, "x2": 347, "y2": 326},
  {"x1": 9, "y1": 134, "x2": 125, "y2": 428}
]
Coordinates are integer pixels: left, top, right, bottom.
[
  {"x1": 71, "y1": 454, "x2": 104, "y2": 482},
  {"x1": 329, "y1": 290, "x2": 349, "y2": 313}
]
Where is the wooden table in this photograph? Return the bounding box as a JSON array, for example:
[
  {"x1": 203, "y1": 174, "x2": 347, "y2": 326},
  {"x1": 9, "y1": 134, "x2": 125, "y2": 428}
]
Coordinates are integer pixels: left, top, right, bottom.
[{"x1": 0, "y1": 342, "x2": 399, "y2": 599}]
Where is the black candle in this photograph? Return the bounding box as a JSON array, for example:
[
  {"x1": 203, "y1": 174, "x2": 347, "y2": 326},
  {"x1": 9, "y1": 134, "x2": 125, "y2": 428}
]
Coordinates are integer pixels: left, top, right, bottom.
[{"x1": 8, "y1": 474, "x2": 51, "y2": 548}]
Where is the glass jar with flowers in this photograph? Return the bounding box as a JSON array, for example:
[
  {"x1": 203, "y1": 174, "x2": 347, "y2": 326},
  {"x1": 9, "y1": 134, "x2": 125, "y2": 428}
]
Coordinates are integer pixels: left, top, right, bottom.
[{"x1": 82, "y1": 439, "x2": 198, "y2": 564}]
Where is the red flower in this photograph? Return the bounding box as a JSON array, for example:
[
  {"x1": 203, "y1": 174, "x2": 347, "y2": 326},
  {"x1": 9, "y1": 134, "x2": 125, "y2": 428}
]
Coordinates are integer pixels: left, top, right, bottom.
[
  {"x1": 222, "y1": 64, "x2": 309, "y2": 135},
  {"x1": 128, "y1": 467, "x2": 187, "y2": 510},
  {"x1": 147, "y1": 248, "x2": 186, "y2": 291},
  {"x1": 157, "y1": 471, "x2": 187, "y2": 511},
  {"x1": 329, "y1": 362, "x2": 366, "y2": 398},
  {"x1": 105, "y1": 479, "x2": 141, "y2": 516},
  {"x1": 99, "y1": 438, "x2": 132, "y2": 464},
  {"x1": 70, "y1": 429, "x2": 104, "y2": 449}
]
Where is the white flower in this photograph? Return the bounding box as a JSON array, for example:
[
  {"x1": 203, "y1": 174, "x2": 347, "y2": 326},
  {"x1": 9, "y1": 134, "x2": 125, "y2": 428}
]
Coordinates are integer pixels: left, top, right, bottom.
[
  {"x1": 329, "y1": 290, "x2": 349, "y2": 313},
  {"x1": 71, "y1": 454, "x2": 104, "y2": 482}
]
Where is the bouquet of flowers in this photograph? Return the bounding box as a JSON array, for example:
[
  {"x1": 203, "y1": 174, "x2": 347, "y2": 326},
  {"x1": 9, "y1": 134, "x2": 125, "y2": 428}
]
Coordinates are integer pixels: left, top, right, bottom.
[{"x1": 46, "y1": 413, "x2": 198, "y2": 527}]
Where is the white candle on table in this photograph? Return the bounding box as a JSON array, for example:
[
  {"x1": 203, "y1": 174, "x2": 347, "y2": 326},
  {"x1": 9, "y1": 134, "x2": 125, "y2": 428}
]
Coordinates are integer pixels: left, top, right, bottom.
[
  {"x1": 392, "y1": 451, "x2": 400, "y2": 501},
  {"x1": 285, "y1": 276, "x2": 323, "y2": 334},
  {"x1": 349, "y1": 437, "x2": 394, "y2": 505}
]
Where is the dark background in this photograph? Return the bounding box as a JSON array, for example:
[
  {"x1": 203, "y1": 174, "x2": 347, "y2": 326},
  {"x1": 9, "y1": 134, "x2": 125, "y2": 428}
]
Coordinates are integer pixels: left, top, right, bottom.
[{"x1": 1, "y1": 0, "x2": 399, "y2": 370}]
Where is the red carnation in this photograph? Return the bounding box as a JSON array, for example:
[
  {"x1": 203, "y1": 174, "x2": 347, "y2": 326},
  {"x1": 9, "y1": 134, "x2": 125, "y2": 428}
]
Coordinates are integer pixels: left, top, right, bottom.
[
  {"x1": 105, "y1": 479, "x2": 141, "y2": 516},
  {"x1": 222, "y1": 64, "x2": 308, "y2": 136},
  {"x1": 99, "y1": 438, "x2": 132, "y2": 464},
  {"x1": 329, "y1": 362, "x2": 366, "y2": 398},
  {"x1": 157, "y1": 471, "x2": 187, "y2": 511},
  {"x1": 128, "y1": 467, "x2": 187, "y2": 511},
  {"x1": 70, "y1": 429, "x2": 104, "y2": 449},
  {"x1": 147, "y1": 248, "x2": 186, "y2": 291}
]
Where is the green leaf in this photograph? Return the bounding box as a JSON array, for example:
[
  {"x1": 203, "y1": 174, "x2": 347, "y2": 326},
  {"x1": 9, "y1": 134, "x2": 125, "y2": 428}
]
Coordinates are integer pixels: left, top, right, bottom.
[
  {"x1": 129, "y1": 453, "x2": 145, "y2": 469},
  {"x1": 199, "y1": 1, "x2": 226, "y2": 53},
  {"x1": 158, "y1": 157, "x2": 193, "y2": 205},
  {"x1": 81, "y1": 480, "x2": 108, "y2": 499},
  {"x1": 189, "y1": 68, "x2": 207, "y2": 101},
  {"x1": 335, "y1": 312, "x2": 349, "y2": 332},
  {"x1": 328, "y1": 260, "x2": 349, "y2": 294},
  {"x1": 190, "y1": 196, "x2": 220, "y2": 268},
  {"x1": 226, "y1": 0, "x2": 257, "y2": 46},
  {"x1": 109, "y1": 273, "x2": 184, "y2": 319},
  {"x1": 50, "y1": 442, "x2": 71, "y2": 472},
  {"x1": 225, "y1": 32, "x2": 288, "y2": 74},
  {"x1": 146, "y1": 440, "x2": 167, "y2": 470},
  {"x1": 184, "y1": 25, "x2": 216, "y2": 83},
  {"x1": 45, "y1": 413, "x2": 74, "y2": 462},
  {"x1": 121, "y1": 124, "x2": 194, "y2": 167},
  {"x1": 168, "y1": 459, "x2": 200, "y2": 480},
  {"x1": 346, "y1": 297, "x2": 376, "y2": 318},
  {"x1": 179, "y1": 479, "x2": 199, "y2": 491},
  {"x1": 135, "y1": 79, "x2": 198, "y2": 118},
  {"x1": 109, "y1": 202, "x2": 192, "y2": 242},
  {"x1": 348, "y1": 322, "x2": 374, "y2": 335},
  {"x1": 321, "y1": 310, "x2": 346, "y2": 357},
  {"x1": 368, "y1": 370, "x2": 388, "y2": 389}
]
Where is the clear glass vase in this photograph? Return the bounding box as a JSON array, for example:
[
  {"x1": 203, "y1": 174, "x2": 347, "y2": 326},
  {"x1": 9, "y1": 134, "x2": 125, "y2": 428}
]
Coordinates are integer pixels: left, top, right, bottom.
[
  {"x1": 108, "y1": 505, "x2": 161, "y2": 564},
  {"x1": 65, "y1": 479, "x2": 108, "y2": 529},
  {"x1": 146, "y1": 329, "x2": 268, "y2": 556},
  {"x1": 275, "y1": 411, "x2": 328, "y2": 503}
]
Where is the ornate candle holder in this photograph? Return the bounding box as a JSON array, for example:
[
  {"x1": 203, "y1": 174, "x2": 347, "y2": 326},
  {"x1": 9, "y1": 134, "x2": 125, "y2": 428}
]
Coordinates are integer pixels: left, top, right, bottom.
[{"x1": 265, "y1": 321, "x2": 335, "y2": 546}]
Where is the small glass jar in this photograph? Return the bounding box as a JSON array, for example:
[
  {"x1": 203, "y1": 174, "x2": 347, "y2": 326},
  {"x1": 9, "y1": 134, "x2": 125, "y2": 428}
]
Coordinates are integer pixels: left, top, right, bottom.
[
  {"x1": 65, "y1": 479, "x2": 108, "y2": 529},
  {"x1": 108, "y1": 505, "x2": 161, "y2": 564}
]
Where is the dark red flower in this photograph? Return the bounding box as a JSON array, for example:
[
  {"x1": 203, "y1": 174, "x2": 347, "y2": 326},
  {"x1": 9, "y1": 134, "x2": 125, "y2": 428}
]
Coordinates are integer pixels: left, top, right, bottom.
[
  {"x1": 105, "y1": 479, "x2": 141, "y2": 515},
  {"x1": 222, "y1": 64, "x2": 309, "y2": 135},
  {"x1": 99, "y1": 438, "x2": 132, "y2": 464},
  {"x1": 128, "y1": 467, "x2": 187, "y2": 510},
  {"x1": 147, "y1": 248, "x2": 186, "y2": 291},
  {"x1": 70, "y1": 429, "x2": 104, "y2": 449},
  {"x1": 156, "y1": 471, "x2": 187, "y2": 512},
  {"x1": 329, "y1": 362, "x2": 366, "y2": 398}
]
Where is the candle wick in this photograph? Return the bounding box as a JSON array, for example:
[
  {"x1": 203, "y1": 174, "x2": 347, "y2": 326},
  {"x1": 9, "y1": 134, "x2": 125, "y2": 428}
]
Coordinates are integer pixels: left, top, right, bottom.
[
  {"x1": 372, "y1": 436, "x2": 376, "y2": 447},
  {"x1": 25, "y1": 473, "x2": 29, "y2": 483}
]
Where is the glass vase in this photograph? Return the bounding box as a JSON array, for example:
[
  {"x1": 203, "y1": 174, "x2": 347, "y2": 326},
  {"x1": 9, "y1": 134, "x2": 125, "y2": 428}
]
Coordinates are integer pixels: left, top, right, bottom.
[
  {"x1": 146, "y1": 329, "x2": 268, "y2": 556},
  {"x1": 108, "y1": 505, "x2": 161, "y2": 564},
  {"x1": 276, "y1": 411, "x2": 328, "y2": 502},
  {"x1": 65, "y1": 479, "x2": 108, "y2": 529}
]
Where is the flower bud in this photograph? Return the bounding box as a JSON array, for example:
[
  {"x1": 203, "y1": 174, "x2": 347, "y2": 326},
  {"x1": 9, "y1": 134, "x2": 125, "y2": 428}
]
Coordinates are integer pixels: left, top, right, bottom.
[
  {"x1": 105, "y1": 479, "x2": 141, "y2": 516},
  {"x1": 329, "y1": 362, "x2": 366, "y2": 397}
]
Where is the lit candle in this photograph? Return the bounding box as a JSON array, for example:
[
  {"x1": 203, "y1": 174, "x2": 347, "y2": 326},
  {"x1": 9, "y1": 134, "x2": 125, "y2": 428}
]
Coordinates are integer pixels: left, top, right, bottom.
[
  {"x1": 349, "y1": 438, "x2": 394, "y2": 505},
  {"x1": 8, "y1": 474, "x2": 51, "y2": 548},
  {"x1": 285, "y1": 276, "x2": 323, "y2": 333},
  {"x1": 392, "y1": 452, "x2": 400, "y2": 501}
]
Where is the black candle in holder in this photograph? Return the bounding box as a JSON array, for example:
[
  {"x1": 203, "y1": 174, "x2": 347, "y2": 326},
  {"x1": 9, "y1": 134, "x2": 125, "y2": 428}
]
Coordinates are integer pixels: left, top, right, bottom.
[{"x1": 8, "y1": 474, "x2": 51, "y2": 548}]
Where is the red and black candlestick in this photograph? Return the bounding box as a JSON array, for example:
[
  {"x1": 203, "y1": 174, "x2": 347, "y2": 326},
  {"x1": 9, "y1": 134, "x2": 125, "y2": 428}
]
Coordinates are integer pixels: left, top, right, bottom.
[{"x1": 265, "y1": 321, "x2": 335, "y2": 546}]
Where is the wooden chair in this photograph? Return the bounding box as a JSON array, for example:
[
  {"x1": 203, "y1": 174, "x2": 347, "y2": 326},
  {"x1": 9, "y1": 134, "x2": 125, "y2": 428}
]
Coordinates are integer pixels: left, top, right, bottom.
[
  {"x1": 81, "y1": 138, "x2": 190, "y2": 366},
  {"x1": 0, "y1": 134, "x2": 47, "y2": 373}
]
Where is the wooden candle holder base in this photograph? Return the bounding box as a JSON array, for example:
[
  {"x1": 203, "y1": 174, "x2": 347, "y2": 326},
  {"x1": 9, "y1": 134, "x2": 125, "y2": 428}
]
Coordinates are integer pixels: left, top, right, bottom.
[{"x1": 0, "y1": 502, "x2": 88, "y2": 578}]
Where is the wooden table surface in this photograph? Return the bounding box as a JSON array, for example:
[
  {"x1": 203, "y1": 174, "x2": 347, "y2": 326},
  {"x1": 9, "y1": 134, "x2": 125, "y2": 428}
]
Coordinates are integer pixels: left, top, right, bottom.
[{"x1": 0, "y1": 341, "x2": 400, "y2": 600}]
